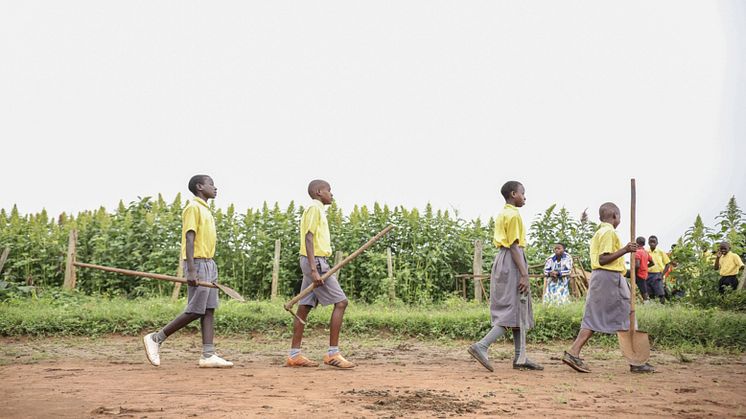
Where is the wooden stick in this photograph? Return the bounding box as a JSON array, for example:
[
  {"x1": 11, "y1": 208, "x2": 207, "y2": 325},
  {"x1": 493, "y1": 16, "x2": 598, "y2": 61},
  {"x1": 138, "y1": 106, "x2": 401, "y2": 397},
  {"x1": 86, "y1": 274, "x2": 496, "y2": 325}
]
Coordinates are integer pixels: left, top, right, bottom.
[
  {"x1": 283, "y1": 225, "x2": 394, "y2": 323},
  {"x1": 74, "y1": 262, "x2": 245, "y2": 302},
  {"x1": 629, "y1": 178, "x2": 637, "y2": 334}
]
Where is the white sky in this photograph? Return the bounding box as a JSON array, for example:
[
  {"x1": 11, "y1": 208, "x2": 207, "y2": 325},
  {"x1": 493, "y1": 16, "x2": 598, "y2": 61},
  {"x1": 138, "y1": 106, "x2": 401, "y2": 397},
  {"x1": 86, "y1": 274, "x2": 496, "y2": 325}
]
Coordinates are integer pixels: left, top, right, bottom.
[{"x1": 1, "y1": 1, "x2": 744, "y2": 249}]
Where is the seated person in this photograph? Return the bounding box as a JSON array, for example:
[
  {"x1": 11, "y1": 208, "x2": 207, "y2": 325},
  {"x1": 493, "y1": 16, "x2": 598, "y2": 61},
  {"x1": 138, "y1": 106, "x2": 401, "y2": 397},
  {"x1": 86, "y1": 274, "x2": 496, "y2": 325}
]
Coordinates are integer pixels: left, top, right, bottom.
[{"x1": 543, "y1": 243, "x2": 573, "y2": 305}]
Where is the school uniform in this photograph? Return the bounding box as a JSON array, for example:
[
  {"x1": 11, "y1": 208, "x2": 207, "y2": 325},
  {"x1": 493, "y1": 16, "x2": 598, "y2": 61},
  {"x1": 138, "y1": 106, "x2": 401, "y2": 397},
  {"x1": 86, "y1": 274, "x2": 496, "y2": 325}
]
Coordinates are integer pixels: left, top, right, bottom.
[
  {"x1": 581, "y1": 223, "x2": 630, "y2": 333},
  {"x1": 718, "y1": 251, "x2": 744, "y2": 293},
  {"x1": 646, "y1": 248, "x2": 670, "y2": 297},
  {"x1": 181, "y1": 197, "x2": 219, "y2": 315},
  {"x1": 489, "y1": 204, "x2": 533, "y2": 329},
  {"x1": 298, "y1": 199, "x2": 346, "y2": 307}
]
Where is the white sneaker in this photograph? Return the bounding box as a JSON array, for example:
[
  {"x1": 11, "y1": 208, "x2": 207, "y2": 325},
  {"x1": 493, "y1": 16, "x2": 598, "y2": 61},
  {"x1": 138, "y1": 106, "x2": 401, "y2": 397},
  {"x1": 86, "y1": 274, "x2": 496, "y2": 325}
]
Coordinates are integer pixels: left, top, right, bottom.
[
  {"x1": 199, "y1": 354, "x2": 233, "y2": 368},
  {"x1": 142, "y1": 333, "x2": 161, "y2": 366}
]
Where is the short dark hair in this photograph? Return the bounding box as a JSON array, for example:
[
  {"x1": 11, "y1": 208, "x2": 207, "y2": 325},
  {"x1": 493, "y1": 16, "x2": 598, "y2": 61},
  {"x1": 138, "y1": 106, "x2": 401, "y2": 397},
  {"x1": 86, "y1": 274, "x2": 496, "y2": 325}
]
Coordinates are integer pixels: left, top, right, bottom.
[
  {"x1": 500, "y1": 181, "x2": 523, "y2": 200},
  {"x1": 648, "y1": 235, "x2": 658, "y2": 241},
  {"x1": 307, "y1": 179, "x2": 330, "y2": 197},
  {"x1": 636, "y1": 236, "x2": 646, "y2": 245},
  {"x1": 555, "y1": 242, "x2": 566, "y2": 249},
  {"x1": 188, "y1": 175, "x2": 210, "y2": 195}
]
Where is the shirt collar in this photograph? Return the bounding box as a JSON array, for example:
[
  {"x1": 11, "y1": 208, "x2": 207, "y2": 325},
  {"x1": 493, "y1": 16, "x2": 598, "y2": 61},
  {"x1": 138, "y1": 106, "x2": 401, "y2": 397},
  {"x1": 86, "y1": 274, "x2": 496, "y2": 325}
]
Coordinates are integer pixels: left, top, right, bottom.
[
  {"x1": 504, "y1": 204, "x2": 518, "y2": 211},
  {"x1": 193, "y1": 197, "x2": 209, "y2": 208},
  {"x1": 598, "y1": 222, "x2": 613, "y2": 230},
  {"x1": 311, "y1": 199, "x2": 325, "y2": 208}
]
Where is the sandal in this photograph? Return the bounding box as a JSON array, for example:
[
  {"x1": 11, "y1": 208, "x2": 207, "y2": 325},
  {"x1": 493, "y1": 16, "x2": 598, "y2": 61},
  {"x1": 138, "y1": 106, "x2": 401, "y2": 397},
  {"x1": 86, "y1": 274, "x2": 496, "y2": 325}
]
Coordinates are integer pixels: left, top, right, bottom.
[{"x1": 562, "y1": 351, "x2": 591, "y2": 373}]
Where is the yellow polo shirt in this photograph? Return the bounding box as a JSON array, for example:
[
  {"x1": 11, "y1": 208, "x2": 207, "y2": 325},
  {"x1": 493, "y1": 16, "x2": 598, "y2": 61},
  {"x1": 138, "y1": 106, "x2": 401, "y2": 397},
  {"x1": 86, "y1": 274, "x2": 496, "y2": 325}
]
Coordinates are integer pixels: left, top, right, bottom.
[
  {"x1": 493, "y1": 204, "x2": 526, "y2": 248},
  {"x1": 719, "y1": 251, "x2": 744, "y2": 276},
  {"x1": 181, "y1": 197, "x2": 216, "y2": 260},
  {"x1": 590, "y1": 222, "x2": 625, "y2": 272},
  {"x1": 647, "y1": 248, "x2": 671, "y2": 273},
  {"x1": 300, "y1": 199, "x2": 332, "y2": 257}
]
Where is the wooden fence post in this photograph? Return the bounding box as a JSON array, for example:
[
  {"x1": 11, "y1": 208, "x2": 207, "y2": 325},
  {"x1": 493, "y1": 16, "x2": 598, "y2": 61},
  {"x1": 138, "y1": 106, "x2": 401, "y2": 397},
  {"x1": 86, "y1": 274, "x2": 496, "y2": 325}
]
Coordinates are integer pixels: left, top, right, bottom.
[
  {"x1": 334, "y1": 250, "x2": 344, "y2": 283},
  {"x1": 63, "y1": 230, "x2": 77, "y2": 290},
  {"x1": 271, "y1": 239, "x2": 281, "y2": 299},
  {"x1": 387, "y1": 247, "x2": 395, "y2": 300},
  {"x1": 0, "y1": 246, "x2": 9, "y2": 275},
  {"x1": 171, "y1": 260, "x2": 184, "y2": 301},
  {"x1": 473, "y1": 240, "x2": 483, "y2": 302}
]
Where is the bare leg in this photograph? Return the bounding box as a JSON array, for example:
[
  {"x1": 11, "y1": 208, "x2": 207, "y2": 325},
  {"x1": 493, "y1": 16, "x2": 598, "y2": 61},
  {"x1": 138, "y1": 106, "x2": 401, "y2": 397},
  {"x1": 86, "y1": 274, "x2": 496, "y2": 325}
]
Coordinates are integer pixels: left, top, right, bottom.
[
  {"x1": 568, "y1": 328, "x2": 594, "y2": 357},
  {"x1": 200, "y1": 309, "x2": 214, "y2": 345},
  {"x1": 290, "y1": 305, "x2": 313, "y2": 349},
  {"x1": 329, "y1": 300, "x2": 348, "y2": 347},
  {"x1": 161, "y1": 312, "x2": 201, "y2": 337}
]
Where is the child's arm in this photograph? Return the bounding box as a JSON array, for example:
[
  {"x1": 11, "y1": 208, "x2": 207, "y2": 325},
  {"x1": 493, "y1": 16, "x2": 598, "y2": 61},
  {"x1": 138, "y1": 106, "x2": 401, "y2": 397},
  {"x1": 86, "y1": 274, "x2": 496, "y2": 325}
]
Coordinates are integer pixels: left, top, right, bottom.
[
  {"x1": 305, "y1": 232, "x2": 323, "y2": 286},
  {"x1": 599, "y1": 242, "x2": 637, "y2": 266},
  {"x1": 509, "y1": 241, "x2": 530, "y2": 294},
  {"x1": 647, "y1": 258, "x2": 655, "y2": 268},
  {"x1": 714, "y1": 253, "x2": 721, "y2": 270},
  {"x1": 185, "y1": 230, "x2": 197, "y2": 286}
]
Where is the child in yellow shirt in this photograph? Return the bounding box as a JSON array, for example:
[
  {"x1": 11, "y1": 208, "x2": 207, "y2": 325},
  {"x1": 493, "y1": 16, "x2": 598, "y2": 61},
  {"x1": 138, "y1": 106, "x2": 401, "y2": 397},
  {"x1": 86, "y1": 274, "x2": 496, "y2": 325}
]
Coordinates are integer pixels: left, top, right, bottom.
[
  {"x1": 714, "y1": 241, "x2": 744, "y2": 293},
  {"x1": 467, "y1": 181, "x2": 543, "y2": 372},
  {"x1": 562, "y1": 202, "x2": 654, "y2": 374}
]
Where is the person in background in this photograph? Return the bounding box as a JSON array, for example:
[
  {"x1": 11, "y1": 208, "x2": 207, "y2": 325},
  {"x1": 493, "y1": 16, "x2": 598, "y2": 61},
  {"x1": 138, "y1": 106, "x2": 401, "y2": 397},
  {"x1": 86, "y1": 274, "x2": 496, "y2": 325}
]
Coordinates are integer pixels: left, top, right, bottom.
[{"x1": 543, "y1": 243, "x2": 572, "y2": 305}]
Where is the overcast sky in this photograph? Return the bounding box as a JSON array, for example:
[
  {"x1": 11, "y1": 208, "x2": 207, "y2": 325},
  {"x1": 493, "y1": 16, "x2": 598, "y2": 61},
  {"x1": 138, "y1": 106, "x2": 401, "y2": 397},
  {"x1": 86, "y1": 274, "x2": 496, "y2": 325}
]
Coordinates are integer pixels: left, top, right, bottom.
[{"x1": 1, "y1": 1, "x2": 744, "y2": 249}]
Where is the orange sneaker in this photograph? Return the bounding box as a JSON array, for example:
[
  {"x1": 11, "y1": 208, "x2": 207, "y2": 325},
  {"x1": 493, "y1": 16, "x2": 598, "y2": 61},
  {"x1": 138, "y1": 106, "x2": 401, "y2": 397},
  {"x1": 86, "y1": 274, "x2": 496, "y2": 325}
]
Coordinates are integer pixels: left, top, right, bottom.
[
  {"x1": 323, "y1": 353, "x2": 356, "y2": 369},
  {"x1": 286, "y1": 354, "x2": 319, "y2": 367}
]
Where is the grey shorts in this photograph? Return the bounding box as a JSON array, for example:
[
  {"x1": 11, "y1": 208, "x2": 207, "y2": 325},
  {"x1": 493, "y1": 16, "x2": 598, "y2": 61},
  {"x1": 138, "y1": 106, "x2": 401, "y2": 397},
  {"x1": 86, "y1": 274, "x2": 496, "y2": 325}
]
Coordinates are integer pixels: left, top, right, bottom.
[
  {"x1": 184, "y1": 258, "x2": 219, "y2": 315},
  {"x1": 298, "y1": 256, "x2": 347, "y2": 307},
  {"x1": 647, "y1": 272, "x2": 665, "y2": 296}
]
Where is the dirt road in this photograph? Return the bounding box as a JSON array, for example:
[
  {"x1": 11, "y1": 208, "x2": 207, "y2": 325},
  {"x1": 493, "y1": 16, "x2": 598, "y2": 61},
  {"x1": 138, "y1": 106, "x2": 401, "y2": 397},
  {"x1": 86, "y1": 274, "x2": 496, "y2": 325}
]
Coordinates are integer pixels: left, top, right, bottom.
[{"x1": 1, "y1": 335, "x2": 744, "y2": 418}]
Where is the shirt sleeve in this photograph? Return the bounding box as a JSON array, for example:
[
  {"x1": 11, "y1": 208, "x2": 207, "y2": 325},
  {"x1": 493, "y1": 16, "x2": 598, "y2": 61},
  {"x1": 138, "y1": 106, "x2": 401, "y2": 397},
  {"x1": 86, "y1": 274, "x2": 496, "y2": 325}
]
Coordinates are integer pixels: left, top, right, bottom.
[
  {"x1": 661, "y1": 252, "x2": 671, "y2": 265},
  {"x1": 544, "y1": 257, "x2": 553, "y2": 274},
  {"x1": 302, "y1": 206, "x2": 321, "y2": 236},
  {"x1": 182, "y1": 205, "x2": 199, "y2": 234},
  {"x1": 737, "y1": 255, "x2": 745, "y2": 269}
]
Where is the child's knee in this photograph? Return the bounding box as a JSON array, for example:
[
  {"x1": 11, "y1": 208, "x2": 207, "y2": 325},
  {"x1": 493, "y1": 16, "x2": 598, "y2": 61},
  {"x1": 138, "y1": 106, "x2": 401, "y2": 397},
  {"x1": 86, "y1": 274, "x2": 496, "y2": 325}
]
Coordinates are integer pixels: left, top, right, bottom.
[{"x1": 335, "y1": 300, "x2": 349, "y2": 310}]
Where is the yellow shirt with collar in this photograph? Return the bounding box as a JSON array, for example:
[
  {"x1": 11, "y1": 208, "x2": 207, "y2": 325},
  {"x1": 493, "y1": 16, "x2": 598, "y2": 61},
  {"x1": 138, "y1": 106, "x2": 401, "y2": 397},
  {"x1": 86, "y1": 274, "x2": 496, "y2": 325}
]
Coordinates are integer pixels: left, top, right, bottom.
[
  {"x1": 180, "y1": 197, "x2": 217, "y2": 259},
  {"x1": 493, "y1": 204, "x2": 526, "y2": 248},
  {"x1": 300, "y1": 199, "x2": 332, "y2": 257},
  {"x1": 590, "y1": 222, "x2": 626, "y2": 273},
  {"x1": 647, "y1": 247, "x2": 671, "y2": 273},
  {"x1": 719, "y1": 251, "x2": 744, "y2": 276}
]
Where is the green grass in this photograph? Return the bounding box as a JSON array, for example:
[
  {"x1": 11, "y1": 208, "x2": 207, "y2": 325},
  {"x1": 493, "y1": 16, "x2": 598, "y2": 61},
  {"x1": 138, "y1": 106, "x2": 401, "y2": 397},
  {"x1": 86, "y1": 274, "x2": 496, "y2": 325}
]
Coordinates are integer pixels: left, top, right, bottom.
[{"x1": 1, "y1": 295, "x2": 744, "y2": 352}]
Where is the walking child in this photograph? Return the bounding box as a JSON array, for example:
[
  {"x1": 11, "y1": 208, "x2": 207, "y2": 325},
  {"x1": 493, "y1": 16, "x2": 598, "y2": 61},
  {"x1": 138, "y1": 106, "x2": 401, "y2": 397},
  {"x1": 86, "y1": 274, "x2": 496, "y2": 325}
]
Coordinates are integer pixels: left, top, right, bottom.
[
  {"x1": 646, "y1": 235, "x2": 670, "y2": 303},
  {"x1": 468, "y1": 181, "x2": 543, "y2": 372},
  {"x1": 286, "y1": 179, "x2": 355, "y2": 369},
  {"x1": 562, "y1": 202, "x2": 654, "y2": 373},
  {"x1": 714, "y1": 241, "x2": 744, "y2": 293},
  {"x1": 142, "y1": 175, "x2": 233, "y2": 368}
]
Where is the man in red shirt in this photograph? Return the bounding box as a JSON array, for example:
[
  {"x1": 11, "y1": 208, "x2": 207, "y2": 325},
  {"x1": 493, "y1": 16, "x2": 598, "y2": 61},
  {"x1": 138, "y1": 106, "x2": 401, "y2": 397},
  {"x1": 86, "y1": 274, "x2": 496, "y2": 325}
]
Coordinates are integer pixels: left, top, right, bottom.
[{"x1": 634, "y1": 236, "x2": 655, "y2": 302}]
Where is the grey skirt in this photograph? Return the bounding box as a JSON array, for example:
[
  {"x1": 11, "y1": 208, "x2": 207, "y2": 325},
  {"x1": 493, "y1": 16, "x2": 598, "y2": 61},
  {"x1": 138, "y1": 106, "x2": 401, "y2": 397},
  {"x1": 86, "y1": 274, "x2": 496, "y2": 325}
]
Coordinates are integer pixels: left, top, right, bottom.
[
  {"x1": 581, "y1": 269, "x2": 631, "y2": 333},
  {"x1": 489, "y1": 247, "x2": 534, "y2": 329}
]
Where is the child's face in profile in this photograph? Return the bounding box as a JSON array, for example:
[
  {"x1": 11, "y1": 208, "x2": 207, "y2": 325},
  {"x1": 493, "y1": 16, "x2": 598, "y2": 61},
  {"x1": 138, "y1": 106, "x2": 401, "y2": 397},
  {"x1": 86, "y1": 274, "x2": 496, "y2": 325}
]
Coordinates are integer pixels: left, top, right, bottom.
[
  {"x1": 610, "y1": 210, "x2": 621, "y2": 228},
  {"x1": 317, "y1": 186, "x2": 333, "y2": 205},
  {"x1": 198, "y1": 177, "x2": 217, "y2": 199},
  {"x1": 512, "y1": 185, "x2": 526, "y2": 207}
]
